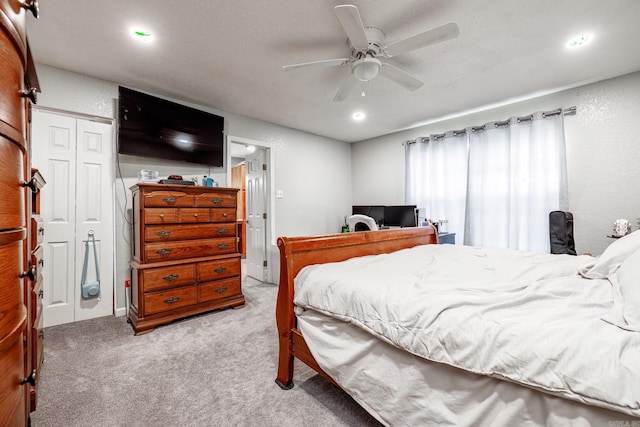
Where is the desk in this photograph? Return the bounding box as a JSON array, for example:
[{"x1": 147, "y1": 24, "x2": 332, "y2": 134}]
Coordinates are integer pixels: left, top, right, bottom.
[{"x1": 438, "y1": 232, "x2": 456, "y2": 245}]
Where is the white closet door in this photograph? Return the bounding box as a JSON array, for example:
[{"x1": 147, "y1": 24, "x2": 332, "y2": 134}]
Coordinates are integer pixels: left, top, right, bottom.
[
  {"x1": 246, "y1": 149, "x2": 267, "y2": 282},
  {"x1": 31, "y1": 110, "x2": 114, "y2": 327},
  {"x1": 74, "y1": 119, "x2": 114, "y2": 321}
]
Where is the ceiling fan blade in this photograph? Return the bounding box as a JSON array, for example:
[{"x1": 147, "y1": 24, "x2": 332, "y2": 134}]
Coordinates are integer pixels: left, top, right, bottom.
[
  {"x1": 384, "y1": 22, "x2": 459, "y2": 57},
  {"x1": 334, "y1": 5, "x2": 369, "y2": 50},
  {"x1": 379, "y1": 63, "x2": 424, "y2": 91},
  {"x1": 283, "y1": 58, "x2": 350, "y2": 71},
  {"x1": 334, "y1": 73, "x2": 357, "y2": 102}
]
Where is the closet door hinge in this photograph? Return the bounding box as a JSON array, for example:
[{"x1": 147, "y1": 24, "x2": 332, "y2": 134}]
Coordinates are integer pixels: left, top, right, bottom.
[
  {"x1": 262, "y1": 163, "x2": 267, "y2": 171},
  {"x1": 262, "y1": 212, "x2": 267, "y2": 219},
  {"x1": 263, "y1": 260, "x2": 268, "y2": 267}
]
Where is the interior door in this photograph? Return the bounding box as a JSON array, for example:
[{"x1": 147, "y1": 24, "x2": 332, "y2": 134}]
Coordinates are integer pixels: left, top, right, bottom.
[
  {"x1": 245, "y1": 149, "x2": 267, "y2": 281},
  {"x1": 31, "y1": 110, "x2": 114, "y2": 327}
]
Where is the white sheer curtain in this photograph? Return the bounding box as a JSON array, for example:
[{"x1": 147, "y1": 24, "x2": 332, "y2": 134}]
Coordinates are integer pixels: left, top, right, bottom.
[
  {"x1": 405, "y1": 110, "x2": 568, "y2": 252},
  {"x1": 467, "y1": 112, "x2": 568, "y2": 252},
  {"x1": 405, "y1": 132, "x2": 468, "y2": 243}
]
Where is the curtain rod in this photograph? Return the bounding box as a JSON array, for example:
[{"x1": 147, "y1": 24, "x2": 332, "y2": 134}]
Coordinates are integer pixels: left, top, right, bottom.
[{"x1": 405, "y1": 106, "x2": 577, "y2": 145}]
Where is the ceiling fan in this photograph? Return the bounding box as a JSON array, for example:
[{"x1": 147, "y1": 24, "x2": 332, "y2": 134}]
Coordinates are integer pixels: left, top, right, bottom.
[{"x1": 282, "y1": 4, "x2": 460, "y2": 102}]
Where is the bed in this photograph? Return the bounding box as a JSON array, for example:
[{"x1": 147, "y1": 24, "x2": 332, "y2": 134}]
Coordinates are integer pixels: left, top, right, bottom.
[{"x1": 275, "y1": 227, "x2": 640, "y2": 426}]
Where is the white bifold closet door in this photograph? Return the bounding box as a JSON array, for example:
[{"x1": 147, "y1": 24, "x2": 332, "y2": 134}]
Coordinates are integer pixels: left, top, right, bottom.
[{"x1": 31, "y1": 110, "x2": 114, "y2": 327}]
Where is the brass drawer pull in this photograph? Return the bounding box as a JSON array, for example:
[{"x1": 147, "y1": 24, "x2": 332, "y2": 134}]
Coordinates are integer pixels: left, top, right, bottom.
[
  {"x1": 162, "y1": 197, "x2": 177, "y2": 205},
  {"x1": 193, "y1": 213, "x2": 198, "y2": 218},
  {"x1": 217, "y1": 228, "x2": 229, "y2": 233},
  {"x1": 217, "y1": 243, "x2": 229, "y2": 249},
  {"x1": 21, "y1": 370, "x2": 37, "y2": 387},
  {"x1": 156, "y1": 248, "x2": 172, "y2": 256},
  {"x1": 163, "y1": 274, "x2": 179, "y2": 282},
  {"x1": 21, "y1": 87, "x2": 38, "y2": 104},
  {"x1": 20, "y1": 0, "x2": 40, "y2": 18},
  {"x1": 222, "y1": 213, "x2": 228, "y2": 218},
  {"x1": 214, "y1": 267, "x2": 227, "y2": 274},
  {"x1": 211, "y1": 198, "x2": 223, "y2": 204},
  {"x1": 214, "y1": 286, "x2": 228, "y2": 294},
  {"x1": 20, "y1": 177, "x2": 38, "y2": 192},
  {"x1": 20, "y1": 265, "x2": 37, "y2": 281},
  {"x1": 156, "y1": 230, "x2": 172, "y2": 238},
  {"x1": 164, "y1": 296, "x2": 180, "y2": 304}
]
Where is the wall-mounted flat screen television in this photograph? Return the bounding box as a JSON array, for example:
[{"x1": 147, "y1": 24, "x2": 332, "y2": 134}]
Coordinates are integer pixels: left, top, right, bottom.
[{"x1": 118, "y1": 86, "x2": 225, "y2": 167}]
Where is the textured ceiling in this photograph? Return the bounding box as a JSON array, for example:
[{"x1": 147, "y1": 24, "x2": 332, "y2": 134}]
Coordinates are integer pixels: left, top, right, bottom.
[{"x1": 26, "y1": 0, "x2": 640, "y2": 143}]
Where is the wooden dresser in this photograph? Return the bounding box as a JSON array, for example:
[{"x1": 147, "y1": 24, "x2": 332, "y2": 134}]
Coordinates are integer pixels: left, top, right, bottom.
[
  {"x1": 128, "y1": 183, "x2": 245, "y2": 334},
  {"x1": 28, "y1": 168, "x2": 45, "y2": 411},
  {"x1": 0, "y1": 0, "x2": 41, "y2": 425}
]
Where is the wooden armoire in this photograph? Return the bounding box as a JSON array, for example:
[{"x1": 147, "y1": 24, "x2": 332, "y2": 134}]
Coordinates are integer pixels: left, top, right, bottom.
[{"x1": 0, "y1": 0, "x2": 42, "y2": 425}]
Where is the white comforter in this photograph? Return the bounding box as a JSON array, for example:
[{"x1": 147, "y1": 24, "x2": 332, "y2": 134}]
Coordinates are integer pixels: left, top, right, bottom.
[{"x1": 293, "y1": 244, "x2": 640, "y2": 417}]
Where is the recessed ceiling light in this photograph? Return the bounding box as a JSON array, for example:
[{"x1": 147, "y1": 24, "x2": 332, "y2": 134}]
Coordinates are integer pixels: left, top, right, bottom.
[
  {"x1": 566, "y1": 34, "x2": 592, "y2": 48},
  {"x1": 246, "y1": 145, "x2": 256, "y2": 153},
  {"x1": 132, "y1": 29, "x2": 152, "y2": 42},
  {"x1": 352, "y1": 112, "x2": 366, "y2": 121}
]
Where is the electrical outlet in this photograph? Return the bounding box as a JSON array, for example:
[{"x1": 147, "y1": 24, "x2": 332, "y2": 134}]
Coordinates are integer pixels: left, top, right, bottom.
[{"x1": 276, "y1": 190, "x2": 284, "y2": 199}]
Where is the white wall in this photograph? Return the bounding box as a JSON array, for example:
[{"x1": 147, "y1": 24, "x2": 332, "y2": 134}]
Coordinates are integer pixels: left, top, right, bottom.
[
  {"x1": 352, "y1": 71, "x2": 640, "y2": 256},
  {"x1": 33, "y1": 64, "x2": 352, "y2": 313}
]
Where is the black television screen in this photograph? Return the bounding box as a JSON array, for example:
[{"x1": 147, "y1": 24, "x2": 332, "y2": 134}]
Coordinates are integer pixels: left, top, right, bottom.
[
  {"x1": 384, "y1": 205, "x2": 417, "y2": 227},
  {"x1": 352, "y1": 205, "x2": 385, "y2": 226},
  {"x1": 118, "y1": 86, "x2": 224, "y2": 167}
]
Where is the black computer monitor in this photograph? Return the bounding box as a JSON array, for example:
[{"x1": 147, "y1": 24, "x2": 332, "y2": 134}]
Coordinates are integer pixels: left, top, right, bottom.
[
  {"x1": 352, "y1": 205, "x2": 385, "y2": 226},
  {"x1": 383, "y1": 205, "x2": 417, "y2": 227}
]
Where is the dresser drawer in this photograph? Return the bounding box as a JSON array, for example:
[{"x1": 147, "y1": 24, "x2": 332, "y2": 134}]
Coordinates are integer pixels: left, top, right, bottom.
[
  {"x1": 199, "y1": 277, "x2": 241, "y2": 303},
  {"x1": 0, "y1": 28, "x2": 26, "y2": 137},
  {"x1": 31, "y1": 307, "x2": 44, "y2": 373},
  {"x1": 198, "y1": 257, "x2": 241, "y2": 282},
  {"x1": 0, "y1": 235, "x2": 24, "y2": 324},
  {"x1": 143, "y1": 286, "x2": 197, "y2": 315},
  {"x1": 144, "y1": 208, "x2": 178, "y2": 224},
  {"x1": 195, "y1": 192, "x2": 236, "y2": 208},
  {"x1": 179, "y1": 208, "x2": 210, "y2": 223},
  {"x1": 144, "y1": 237, "x2": 237, "y2": 262},
  {"x1": 210, "y1": 208, "x2": 236, "y2": 222},
  {"x1": 144, "y1": 191, "x2": 193, "y2": 208},
  {"x1": 0, "y1": 324, "x2": 26, "y2": 427},
  {"x1": 0, "y1": 0, "x2": 28, "y2": 52},
  {"x1": 30, "y1": 244, "x2": 43, "y2": 281},
  {"x1": 30, "y1": 215, "x2": 43, "y2": 250},
  {"x1": 145, "y1": 223, "x2": 236, "y2": 242},
  {"x1": 0, "y1": 136, "x2": 25, "y2": 230},
  {"x1": 31, "y1": 276, "x2": 43, "y2": 319},
  {"x1": 142, "y1": 263, "x2": 196, "y2": 292}
]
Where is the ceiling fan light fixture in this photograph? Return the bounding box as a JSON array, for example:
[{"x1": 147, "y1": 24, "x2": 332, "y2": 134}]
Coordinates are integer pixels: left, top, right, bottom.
[{"x1": 352, "y1": 58, "x2": 381, "y2": 82}]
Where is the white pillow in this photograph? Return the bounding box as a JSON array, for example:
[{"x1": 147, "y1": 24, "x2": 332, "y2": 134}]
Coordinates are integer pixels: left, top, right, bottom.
[
  {"x1": 579, "y1": 230, "x2": 640, "y2": 279},
  {"x1": 601, "y1": 248, "x2": 640, "y2": 332}
]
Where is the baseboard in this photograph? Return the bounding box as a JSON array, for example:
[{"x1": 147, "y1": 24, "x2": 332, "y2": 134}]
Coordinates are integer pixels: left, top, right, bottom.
[{"x1": 114, "y1": 307, "x2": 127, "y2": 317}]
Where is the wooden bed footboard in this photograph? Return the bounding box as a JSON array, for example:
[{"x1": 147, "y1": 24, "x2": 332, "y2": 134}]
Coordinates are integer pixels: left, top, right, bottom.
[{"x1": 275, "y1": 226, "x2": 438, "y2": 389}]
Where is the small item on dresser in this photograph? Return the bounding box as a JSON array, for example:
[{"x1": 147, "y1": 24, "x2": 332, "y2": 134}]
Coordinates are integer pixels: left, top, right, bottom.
[
  {"x1": 613, "y1": 219, "x2": 631, "y2": 237},
  {"x1": 138, "y1": 169, "x2": 159, "y2": 182}
]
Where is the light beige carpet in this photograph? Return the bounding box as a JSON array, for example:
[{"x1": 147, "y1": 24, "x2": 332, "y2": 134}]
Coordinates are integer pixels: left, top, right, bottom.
[{"x1": 30, "y1": 278, "x2": 381, "y2": 427}]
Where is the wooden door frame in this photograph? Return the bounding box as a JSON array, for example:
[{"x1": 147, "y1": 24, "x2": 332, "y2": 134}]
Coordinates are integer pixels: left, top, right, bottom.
[{"x1": 226, "y1": 135, "x2": 274, "y2": 283}]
